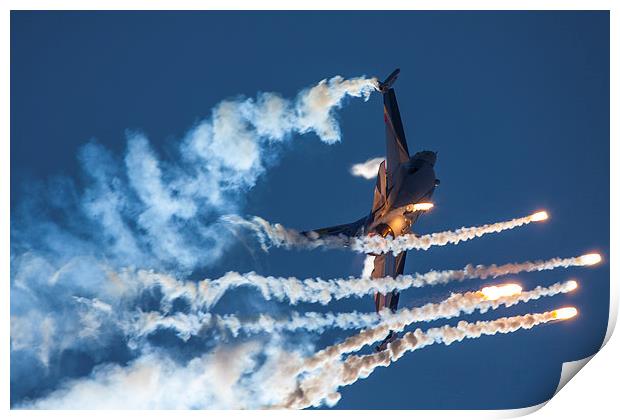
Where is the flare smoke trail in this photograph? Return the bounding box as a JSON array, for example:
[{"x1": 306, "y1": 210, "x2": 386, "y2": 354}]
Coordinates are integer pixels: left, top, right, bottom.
[
  {"x1": 122, "y1": 281, "x2": 575, "y2": 342},
  {"x1": 223, "y1": 211, "x2": 549, "y2": 255},
  {"x1": 221, "y1": 214, "x2": 347, "y2": 252},
  {"x1": 126, "y1": 254, "x2": 598, "y2": 309},
  {"x1": 352, "y1": 211, "x2": 549, "y2": 255},
  {"x1": 282, "y1": 309, "x2": 576, "y2": 409},
  {"x1": 297, "y1": 281, "x2": 576, "y2": 372},
  {"x1": 11, "y1": 74, "x2": 379, "y2": 406},
  {"x1": 361, "y1": 255, "x2": 376, "y2": 279}
]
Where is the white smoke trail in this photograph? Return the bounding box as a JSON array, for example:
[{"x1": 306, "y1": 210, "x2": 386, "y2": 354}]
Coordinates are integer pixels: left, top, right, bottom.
[
  {"x1": 124, "y1": 254, "x2": 598, "y2": 309},
  {"x1": 294, "y1": 76, "x2": 379, "y2": 143},
  {"x1": 123, "y1": 310, "x2": 377, "y2": 343},
  {"x1": 298, "y1": 281, "x2": 576, "y2": 373},
  {"x1": 223, "y1": 211, "x2": 548, "y2": 254},
  {"x1": 220, "y1": 214, "x2": 348, "y2": 252},
  {"x1": 11, "y1": 74, "x2": 380, "y2": 391},
  {"x1": 352, "y1": 211, "x2": 550, "y2": 255},
  {"x1": 281, "y1": 309, "x2": 573, "y2": 409},
  {"x1": 21, "y1": 340, "x2": 298, "y2": 409},
  {"x1": 350, "y1": 157, "x2": 385, "y2": 179},
  {"x1": 120, "y1": 281, "x2": 575, "y2": 343},
  {"x1": 361, "y1": 255, "x2": 376, "y2": 279}
]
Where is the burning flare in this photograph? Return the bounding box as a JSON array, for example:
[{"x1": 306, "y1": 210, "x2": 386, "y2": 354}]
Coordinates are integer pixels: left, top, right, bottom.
[
  {"x1": 408, "y1": 202, "x2": 434, "y2": 212},
  {"x1": 552, "y1": 307, "x2": 578, "y2": 320},
  {"x1": 579, "y1": 253, "x2": 602, "y2": 266},
  {"x1": 530, "y1": 211, "x2": 549, "y2": 222},
  {"x1": 479, "y1": 283, "x2": 522, "y2": 300}
]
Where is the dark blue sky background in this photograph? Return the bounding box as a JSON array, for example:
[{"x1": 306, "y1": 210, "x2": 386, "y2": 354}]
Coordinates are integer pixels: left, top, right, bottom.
[{"x1": 11, "y1": 11, "x2": 609, "y2": 409}]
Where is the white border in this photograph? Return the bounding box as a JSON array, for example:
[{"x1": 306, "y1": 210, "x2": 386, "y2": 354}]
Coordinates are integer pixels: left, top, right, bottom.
[
  {"x1": 0, "y1": 0, "x2": 618, "y2": 10},
  {"x1": 3, "y1": 1, "x2": 616, "y2": 418}
]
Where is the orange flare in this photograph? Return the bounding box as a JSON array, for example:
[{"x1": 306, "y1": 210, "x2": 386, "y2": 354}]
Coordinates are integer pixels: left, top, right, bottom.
[
  {"x1": 566, "y1": 280, "x2": 578, "y2": 292},
  {"x1": 580, "y1": 253, "x2": 602, "y2": 266},
  {"x1": 412, "y1": 202, "x2": 434, "y2": 212},
  {"x1": 479, "y1": 283, "x2": 523, "y2": 300},
  {"x1": 530, "y1": 211, "x2": 549, "y2": 222},
  {"x1": 552, "y1": 307, "x2": 578, "y2": 320}
]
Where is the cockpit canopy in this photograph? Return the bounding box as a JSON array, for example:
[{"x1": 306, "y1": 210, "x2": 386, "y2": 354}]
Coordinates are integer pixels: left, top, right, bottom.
[
  {"x1": 407, "y1": 151, "x2": 437, "y2": 175},
  {"x1": 411, "y1": 151, "x2": 437, "y2": 166}
]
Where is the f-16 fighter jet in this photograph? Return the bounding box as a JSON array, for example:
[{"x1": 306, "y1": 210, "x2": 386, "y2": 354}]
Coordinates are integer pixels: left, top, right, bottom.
[{"x1": 303, "y1": 69, "x2": 440, "y2": 351}]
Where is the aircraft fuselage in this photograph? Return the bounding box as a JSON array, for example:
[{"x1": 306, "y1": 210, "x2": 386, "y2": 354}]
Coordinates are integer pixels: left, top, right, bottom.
[{"x1": 367, "y1": 151, "x2": 438, "y2": 238}]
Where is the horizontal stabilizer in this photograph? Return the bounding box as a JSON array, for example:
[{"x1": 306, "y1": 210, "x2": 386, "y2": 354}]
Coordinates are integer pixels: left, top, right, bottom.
[{"x1": 378, "y1": 68, "x2": 401, "y2": 93}]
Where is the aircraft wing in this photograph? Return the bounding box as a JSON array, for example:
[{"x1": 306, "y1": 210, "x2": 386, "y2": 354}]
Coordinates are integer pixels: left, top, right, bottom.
[
  {"x1": 383, "y1": 86, "x2": 411, "y2": 188},
  {"x1": 372, "y1": 250, "x2": 407, "y2": 313},
  {"x1": 301, "y1": 215, "x2": 368, "y2": 240}
]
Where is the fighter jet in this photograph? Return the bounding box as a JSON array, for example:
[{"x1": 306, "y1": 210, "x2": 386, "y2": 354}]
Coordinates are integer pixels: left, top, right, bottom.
[{"x1": 303, "y1": 69, "x2": 440, "y2": 351}]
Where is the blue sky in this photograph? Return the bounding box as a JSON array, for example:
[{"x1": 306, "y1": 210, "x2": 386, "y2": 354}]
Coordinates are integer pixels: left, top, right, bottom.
[{"x1": 11, "y1": 11, "x2": 609, "y2": 409}]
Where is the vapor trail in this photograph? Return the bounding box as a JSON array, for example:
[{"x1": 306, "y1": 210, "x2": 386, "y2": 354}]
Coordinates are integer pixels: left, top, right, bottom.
[
  {"x1": 126, "y1": 253, "x2": 598, "y2": 309},
  {"x1": 123, "y1": 281, "x2": 575, "y2": 342},
  {"x1": 282, "y1": 308, "x2": 576, "y2": 409},
  {"x1": 223, "y1": 211, "x2": 549, "y2": 255}
]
